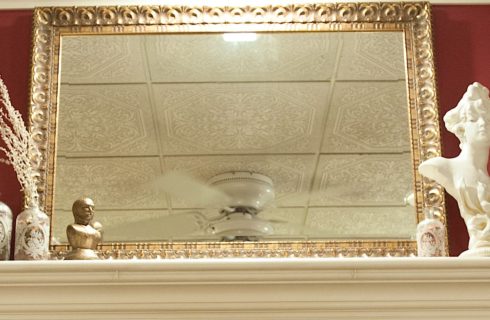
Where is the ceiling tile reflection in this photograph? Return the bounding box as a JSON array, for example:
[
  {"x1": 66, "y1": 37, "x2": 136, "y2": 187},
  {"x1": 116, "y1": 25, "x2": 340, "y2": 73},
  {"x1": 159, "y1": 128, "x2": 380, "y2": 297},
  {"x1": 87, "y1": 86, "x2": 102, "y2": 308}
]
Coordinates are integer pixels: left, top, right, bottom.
[
  {"x1": 322, "y1": 81, "x2": 410, "y2": 153},
  {"x1": 259, "y1": 207, "x2": 308, "y2": 238},
  {"x1": 57, "y1": 84, "x2": 158, "y2": 157},
  {"x1": 54, "y1": 157, "x2": 167, "y2": 211},
  {"x1": 53, "y1": 209, "x2": 172, "y2": 243},
  {"x1": 305, "y1": 206, "x2": 416, "y2": 239},
  {"x1": 336, "y1": 32, "x2": 406, "y2": 81},
  {"x1": 152, "y1": 82, "x2": 330, "y2": 155},
  {"x1": 145, "y1": 33, "x2": 340, "y2": 83},
  {"x1": 310, "y1": 154, "x2": 413, "y2": 207},
  {"x1": 55, "y1": 31, "x2": 417, "y2": 243},
  {"x1": 61, "y1": 35, "x2": 147, "y2": 84}
]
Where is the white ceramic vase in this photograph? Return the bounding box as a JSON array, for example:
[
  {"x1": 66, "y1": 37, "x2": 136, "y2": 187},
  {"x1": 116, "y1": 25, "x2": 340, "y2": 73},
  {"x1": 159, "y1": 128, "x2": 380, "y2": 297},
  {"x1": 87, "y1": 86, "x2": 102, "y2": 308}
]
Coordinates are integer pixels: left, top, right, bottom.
[
  {"x1": 416, "y1": 208, "x2": 446, "y2": 257},
  {"x1": 14, "y1": 206, "x2": 50, "y2": 260},
  {"x1": 0, "y1": 201, "x2": 13, "y2": 260}
]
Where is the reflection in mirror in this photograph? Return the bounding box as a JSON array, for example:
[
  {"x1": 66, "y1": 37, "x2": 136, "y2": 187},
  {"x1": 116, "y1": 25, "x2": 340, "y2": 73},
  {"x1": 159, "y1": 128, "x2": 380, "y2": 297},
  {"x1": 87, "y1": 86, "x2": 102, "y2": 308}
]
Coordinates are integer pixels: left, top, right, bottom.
[{"x1": 52, "y1": 31, "x2": 415, "y2": 244}]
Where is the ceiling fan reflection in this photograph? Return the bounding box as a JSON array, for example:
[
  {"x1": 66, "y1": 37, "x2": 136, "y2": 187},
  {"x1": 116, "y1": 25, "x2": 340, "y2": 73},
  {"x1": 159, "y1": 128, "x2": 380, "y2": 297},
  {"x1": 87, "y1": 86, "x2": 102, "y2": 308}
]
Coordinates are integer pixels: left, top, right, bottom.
[{"x1": 154, "y1": 171, "x2": 295, "y2": 241}]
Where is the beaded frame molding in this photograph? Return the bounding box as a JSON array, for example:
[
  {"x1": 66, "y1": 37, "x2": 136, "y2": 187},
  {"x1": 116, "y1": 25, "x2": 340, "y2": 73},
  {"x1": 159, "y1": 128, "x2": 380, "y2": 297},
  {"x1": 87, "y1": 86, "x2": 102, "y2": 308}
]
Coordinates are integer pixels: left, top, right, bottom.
[{"x1": 28, "y1": 2, "x2": 446, "y2": 259}]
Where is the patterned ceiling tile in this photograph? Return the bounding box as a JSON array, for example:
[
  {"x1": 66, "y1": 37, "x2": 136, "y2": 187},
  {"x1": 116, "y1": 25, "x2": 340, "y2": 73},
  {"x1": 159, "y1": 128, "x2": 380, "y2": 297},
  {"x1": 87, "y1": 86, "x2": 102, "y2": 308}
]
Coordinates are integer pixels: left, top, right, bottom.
[
  {"x1": 145, "y1": 32, "x2": 340, "y2": 83},
  {"x1": 322, "y1": 81, "x2": 410, "y2": 153},
  {"x1": 100, "y1": 210, "x2": 208, "y2": 242},
  {"x1": 153, "y1": 82, "x2": 330, "y2": 155},
  {"x1": 51, "y1": 210, "x2": 71, "y2": 244},
  {"x1": 60, "y1": 35, "x2": 146, "y2": 84},
  {"x1": 52, "y1": 209, "x2": 172, "y2": 243},
  {"x1": 163, "y1": 155, "x2": 316, "y2": 208},
  {"x1": 54, "y1": 157, "x2": 168, "y2": 211},
  {"x1": 57, "y1": 84, "x2": 159, "y2": 157},
  {"x1": 259, "y1": 207, "x2": 307, "y2": 237},
  {"x1": 310, "y1": 154, "x2": 413, "y2": 207},
  {"x1": 305, "y1": 206, "x2": 417, "y2": 239},
  {"x1": 336, "y1": 31, "x2": 406, "y2": 81}
]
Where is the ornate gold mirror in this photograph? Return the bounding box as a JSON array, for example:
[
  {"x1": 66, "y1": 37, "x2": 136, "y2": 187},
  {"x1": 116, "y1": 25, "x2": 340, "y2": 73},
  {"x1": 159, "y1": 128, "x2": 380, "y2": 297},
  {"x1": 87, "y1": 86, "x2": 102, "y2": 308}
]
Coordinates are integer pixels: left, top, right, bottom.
[{"x1": 29, "y1": 2, "x2": 446, "y2": 259}]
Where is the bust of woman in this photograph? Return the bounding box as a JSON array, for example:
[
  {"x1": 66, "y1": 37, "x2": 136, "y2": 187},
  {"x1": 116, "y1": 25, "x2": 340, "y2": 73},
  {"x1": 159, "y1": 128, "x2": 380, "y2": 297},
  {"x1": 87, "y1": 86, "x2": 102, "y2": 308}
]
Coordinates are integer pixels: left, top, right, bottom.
[
  {"x1": 419, "y1": 82, "x2": 490, "y2": 257},
  {"x1": 65, "y1": 198, "x2": 103, "y2": 260}
]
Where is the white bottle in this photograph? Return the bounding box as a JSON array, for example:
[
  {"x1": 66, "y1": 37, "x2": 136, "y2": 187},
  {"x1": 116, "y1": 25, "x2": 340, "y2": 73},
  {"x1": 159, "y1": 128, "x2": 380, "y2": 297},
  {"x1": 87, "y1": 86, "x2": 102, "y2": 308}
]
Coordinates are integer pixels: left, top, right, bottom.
[
  {"x1": 416, "y1": 207, "x2": 446, "y2": 257},
  {"x1": 14, "y1": 205, "x2": 50, "y2": 260},
  {"x1": 0, "y1": 201, "x2": 13, "y2": 260}
]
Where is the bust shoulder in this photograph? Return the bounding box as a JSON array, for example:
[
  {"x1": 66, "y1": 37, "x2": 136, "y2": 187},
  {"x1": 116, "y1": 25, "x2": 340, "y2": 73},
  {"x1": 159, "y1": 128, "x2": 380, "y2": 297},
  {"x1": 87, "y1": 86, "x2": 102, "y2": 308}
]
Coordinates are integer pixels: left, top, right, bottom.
[
  {"x1": 418, "y1": 157, "x2": 456, "y2": 191},
  {"x1": 419, "y1": 157, "x2": 451, "y2": 178},
  {"x1": 67, "y1": 223, "x2": 84, "y2": 233}
]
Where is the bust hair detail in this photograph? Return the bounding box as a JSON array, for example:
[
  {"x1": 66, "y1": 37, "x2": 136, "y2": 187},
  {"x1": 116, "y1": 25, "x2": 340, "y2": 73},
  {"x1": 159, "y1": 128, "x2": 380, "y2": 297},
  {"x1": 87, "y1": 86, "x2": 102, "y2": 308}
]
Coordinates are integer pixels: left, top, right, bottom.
[{"x1": 443, "y1": 82, "x2": 490, "y2": 148}]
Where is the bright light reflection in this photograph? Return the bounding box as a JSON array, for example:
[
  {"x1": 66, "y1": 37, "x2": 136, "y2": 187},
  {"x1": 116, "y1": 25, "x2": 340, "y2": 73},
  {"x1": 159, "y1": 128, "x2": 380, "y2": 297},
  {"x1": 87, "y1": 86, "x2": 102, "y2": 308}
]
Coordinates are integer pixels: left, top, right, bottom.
[{"x1": 222, "y1": 33, "x2": 257, "y2": 42}]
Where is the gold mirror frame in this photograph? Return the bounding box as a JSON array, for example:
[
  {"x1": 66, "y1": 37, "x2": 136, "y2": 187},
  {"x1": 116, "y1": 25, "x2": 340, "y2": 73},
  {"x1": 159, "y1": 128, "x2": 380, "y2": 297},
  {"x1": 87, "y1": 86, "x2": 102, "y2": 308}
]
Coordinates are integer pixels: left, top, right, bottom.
[{"x1": 29, "y1": 2, "x2": 446, "y2": 259}]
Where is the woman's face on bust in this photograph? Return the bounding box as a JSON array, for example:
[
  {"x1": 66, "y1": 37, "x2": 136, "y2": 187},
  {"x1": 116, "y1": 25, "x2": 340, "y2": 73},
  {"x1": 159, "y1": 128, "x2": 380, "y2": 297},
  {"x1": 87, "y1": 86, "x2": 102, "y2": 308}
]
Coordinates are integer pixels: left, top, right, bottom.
[{"x1": 464, "y1": 111, "x2": 490, "y2": 147}]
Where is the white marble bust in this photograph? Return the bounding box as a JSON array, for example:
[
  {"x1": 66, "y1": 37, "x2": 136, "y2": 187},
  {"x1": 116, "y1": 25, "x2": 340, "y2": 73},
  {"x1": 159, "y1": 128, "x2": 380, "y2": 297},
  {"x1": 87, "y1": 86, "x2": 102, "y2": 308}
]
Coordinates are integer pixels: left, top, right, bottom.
[{"x1": 419, "y1": 82, "x2": 490, "y2": 257}]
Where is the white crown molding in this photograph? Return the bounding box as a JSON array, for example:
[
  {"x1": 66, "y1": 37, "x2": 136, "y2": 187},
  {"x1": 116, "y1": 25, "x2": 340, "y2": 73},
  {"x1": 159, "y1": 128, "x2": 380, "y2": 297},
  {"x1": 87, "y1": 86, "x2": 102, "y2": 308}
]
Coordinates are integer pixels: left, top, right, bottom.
[
  {"x1": 0, "y1": 257, "x2": 490, "y2": 319},
  {"x1": 0, "y1": 0, "x2": 489, "y2": 10}
]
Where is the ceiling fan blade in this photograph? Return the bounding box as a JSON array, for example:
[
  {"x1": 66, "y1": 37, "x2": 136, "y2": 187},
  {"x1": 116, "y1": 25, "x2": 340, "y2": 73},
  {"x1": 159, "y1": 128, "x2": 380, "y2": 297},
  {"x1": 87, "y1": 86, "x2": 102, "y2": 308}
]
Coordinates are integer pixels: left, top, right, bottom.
[
  {"x1": 152, "y1": 171, "x2": 231, "y2": 208},
  {"x1": 253, "y1": 215, "x2": 326, "y2": 237},
  {"x1": 264, "y1": 218, "x2": 288, "y2": 224},
  {"x1": 100, "y1": 211, "x2": 212, "y2": 241}
]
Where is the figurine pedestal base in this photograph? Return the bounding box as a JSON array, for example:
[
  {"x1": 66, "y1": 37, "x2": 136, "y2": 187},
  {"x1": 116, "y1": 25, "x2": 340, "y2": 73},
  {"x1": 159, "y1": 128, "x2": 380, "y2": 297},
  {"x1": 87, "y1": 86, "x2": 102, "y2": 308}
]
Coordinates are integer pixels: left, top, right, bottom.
[
  {"x1": 64, "y1": 248, "x2": 99, "y2": 260},
  {"x1": 459, "y1": 247, "x2": 490, "y2": 257}
]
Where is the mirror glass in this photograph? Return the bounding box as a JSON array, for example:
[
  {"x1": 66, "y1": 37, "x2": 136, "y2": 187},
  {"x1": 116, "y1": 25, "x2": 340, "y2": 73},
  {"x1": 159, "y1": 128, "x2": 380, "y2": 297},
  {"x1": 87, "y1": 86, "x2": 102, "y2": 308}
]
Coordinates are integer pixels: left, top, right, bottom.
[{"x1": 52, "y1": 31, "x2": 415, "y2": 244}]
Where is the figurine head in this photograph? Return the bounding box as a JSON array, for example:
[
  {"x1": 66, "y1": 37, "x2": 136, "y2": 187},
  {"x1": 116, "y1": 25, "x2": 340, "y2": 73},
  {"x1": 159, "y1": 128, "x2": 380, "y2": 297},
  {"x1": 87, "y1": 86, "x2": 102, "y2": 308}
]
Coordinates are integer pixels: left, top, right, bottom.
[
  {"x1": 444, "y1": 82, "x2": 490, "y2": 148},
  {"x1": 72, "y1": 198, "x2": 95, "y2": 225}
]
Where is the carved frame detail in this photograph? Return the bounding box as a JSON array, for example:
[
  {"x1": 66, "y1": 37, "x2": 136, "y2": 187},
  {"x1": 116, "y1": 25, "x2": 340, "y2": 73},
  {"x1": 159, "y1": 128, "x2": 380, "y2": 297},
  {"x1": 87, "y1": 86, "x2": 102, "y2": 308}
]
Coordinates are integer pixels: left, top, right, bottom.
[{"x1": 28, "y1": 2, "x2": 445, "y2": 259}]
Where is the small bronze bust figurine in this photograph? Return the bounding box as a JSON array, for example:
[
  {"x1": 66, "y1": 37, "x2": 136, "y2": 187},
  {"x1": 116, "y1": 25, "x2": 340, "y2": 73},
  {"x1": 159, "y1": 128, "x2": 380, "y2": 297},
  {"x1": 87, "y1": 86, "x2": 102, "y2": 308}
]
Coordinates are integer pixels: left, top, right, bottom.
[{"x1": 65, "y1": 198, "x2": 103, "y2": 260}]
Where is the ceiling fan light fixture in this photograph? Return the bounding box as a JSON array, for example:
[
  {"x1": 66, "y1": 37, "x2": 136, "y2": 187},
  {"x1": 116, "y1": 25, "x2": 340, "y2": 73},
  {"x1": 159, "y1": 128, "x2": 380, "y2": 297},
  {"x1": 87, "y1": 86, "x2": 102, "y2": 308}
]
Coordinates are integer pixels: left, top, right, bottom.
[
  {"x1": 207, "y1": 212, "x2": 274, "y2": 237},
  {"x1": 207, "y1": 171, "x2": 275, "y2": 212}
]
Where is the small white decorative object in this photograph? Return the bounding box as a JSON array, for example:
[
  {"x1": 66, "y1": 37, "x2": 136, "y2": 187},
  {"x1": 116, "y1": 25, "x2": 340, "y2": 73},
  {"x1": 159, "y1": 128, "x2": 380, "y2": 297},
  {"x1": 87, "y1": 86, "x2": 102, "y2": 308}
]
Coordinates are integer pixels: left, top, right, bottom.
[
  {"x1": 0, "y1": 76, "x2": 49, "y2": 260},
  {"x1": 14, "y1": 206, "x2": 50, "y2": 260},
  {"x1": 0, "y1": 201, "x2": 13, "y2": 260},
  {"x1": 416, "y1": 207, "x2": 446, "y2": 257},
  {"x1": 419, "y1": 82, "x2": 490, "y2": 257}
]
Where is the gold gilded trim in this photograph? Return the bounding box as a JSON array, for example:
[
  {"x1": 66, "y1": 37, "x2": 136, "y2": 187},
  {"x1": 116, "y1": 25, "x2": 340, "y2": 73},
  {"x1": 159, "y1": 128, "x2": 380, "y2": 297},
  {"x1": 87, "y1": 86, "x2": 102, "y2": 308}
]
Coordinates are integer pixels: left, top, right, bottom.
[
  {"x1": 51, "y1": 240, "x2": 417, "y2": 260},
  {"x1": 401, "y1": 3, "x2": 447, "y2": 251},
  {"x1": 36, "y1": 3, "x2": 429, "y2": 26},
  {"x1": 30, "y1": 2, "x2": 446, "y2": 258}
]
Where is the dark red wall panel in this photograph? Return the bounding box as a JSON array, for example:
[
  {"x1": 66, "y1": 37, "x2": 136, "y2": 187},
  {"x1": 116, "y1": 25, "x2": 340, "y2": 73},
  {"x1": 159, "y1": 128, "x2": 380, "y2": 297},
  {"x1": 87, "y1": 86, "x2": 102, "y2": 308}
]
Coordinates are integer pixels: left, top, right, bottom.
[
  {"x1": 0, "y1": 10, "x2": 33, "y2": 218},
  {"x1": 432, "y1": 5, "x2": 490, "y2": 255}
]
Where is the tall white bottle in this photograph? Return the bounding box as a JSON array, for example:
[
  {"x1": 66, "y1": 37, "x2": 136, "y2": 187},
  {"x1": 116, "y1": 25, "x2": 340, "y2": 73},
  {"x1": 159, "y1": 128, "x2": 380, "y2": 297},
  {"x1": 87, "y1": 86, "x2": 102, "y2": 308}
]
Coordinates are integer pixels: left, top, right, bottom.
[
  {"x1": 0, "y1": 201, "x2": 13, "y2": 260},
  {"x1": 416, "y1": 207, "x2": 446, "y2": 257}
]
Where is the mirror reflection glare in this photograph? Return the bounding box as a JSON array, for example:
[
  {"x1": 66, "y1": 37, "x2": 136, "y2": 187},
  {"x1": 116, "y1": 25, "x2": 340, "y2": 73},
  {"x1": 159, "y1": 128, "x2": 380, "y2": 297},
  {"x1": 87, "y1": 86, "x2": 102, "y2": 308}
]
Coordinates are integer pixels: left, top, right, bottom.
[{"x1": 222, "y1": 32, "x2": 258, "y2": 42}]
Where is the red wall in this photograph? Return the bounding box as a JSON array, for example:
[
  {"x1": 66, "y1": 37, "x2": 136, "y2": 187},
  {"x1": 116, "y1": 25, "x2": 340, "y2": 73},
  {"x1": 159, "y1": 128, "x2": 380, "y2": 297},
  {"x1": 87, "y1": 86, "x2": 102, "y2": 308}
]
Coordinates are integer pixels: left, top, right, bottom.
[
  {"x1": 0, "y1": 6, "x2": 489, "y2": 256},
  {"x1": 0, "y1": 10, "x2": 32, "y2": 223},
  {"x1": 432, "y1": 5, "x2": 490, "y2": 255}
]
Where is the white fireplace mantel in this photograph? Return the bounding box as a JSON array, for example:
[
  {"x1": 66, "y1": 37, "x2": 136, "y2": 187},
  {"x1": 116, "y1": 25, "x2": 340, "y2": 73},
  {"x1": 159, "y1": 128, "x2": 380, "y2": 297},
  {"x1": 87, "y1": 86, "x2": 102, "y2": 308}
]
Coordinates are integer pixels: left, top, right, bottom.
[{"x1": 1, "y1": 257, "x2": 490, "y2": 319}]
